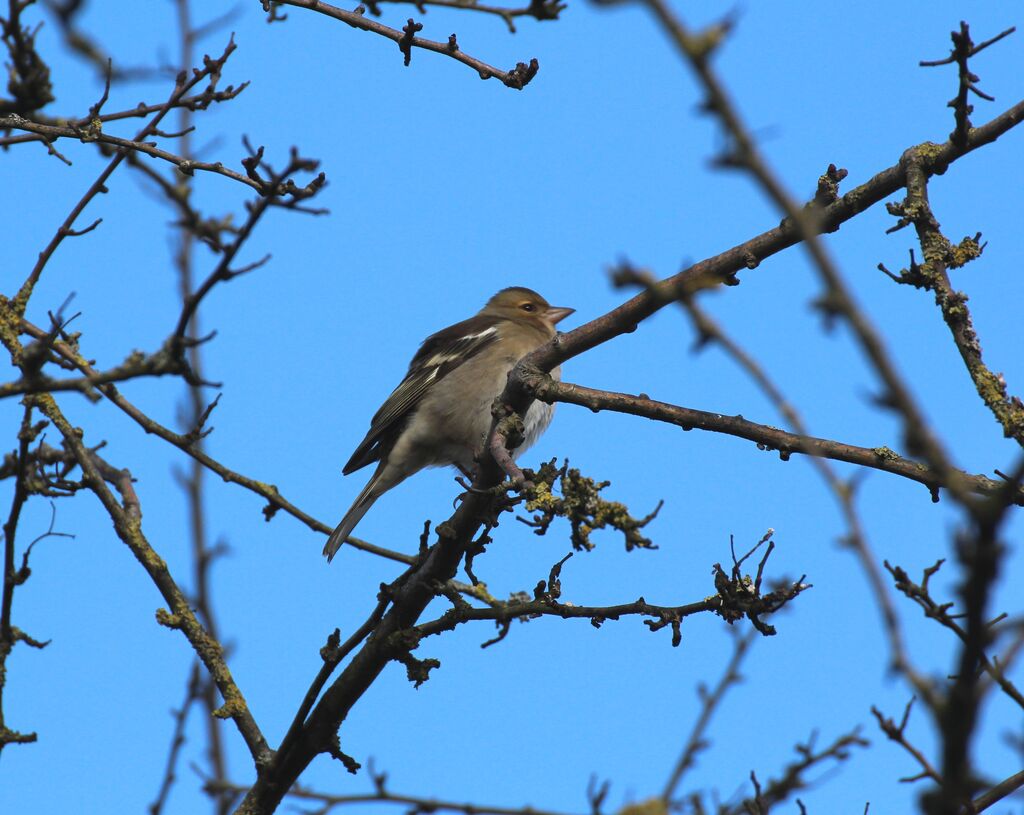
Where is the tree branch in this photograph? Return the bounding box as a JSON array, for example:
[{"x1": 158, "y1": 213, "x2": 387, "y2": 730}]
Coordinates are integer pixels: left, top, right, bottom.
[
  {"x1": 0, "y1": 114, "x2": 275, "y2": 192},
  {"x1": 661, "y1": 629, "x2": 755, "y2": 803},
  {"x1": 491, "y1": 95, "x2": 1024, "y2": 416},
  {"x1": 361, "y1": 0, "x2": 565, "y2": 35},
  {"x1": 17, "y1": 321, "x2": 414, "y2": 565},
  {"x1": 8, "y1": 35, "x2": 242, "y2": 320},
  {"x1": 28, "y1": 393, "x2": 272, "y2": 768},
  {"x1": 535, "y1": 378, "x2": 1020, "y2": 504},
  {"x1": 264, "y1": 0, "x2": 540, "y2": 89},
  {"x1": 882, "y1": 152, "x2": 1024, "y2": 447}
]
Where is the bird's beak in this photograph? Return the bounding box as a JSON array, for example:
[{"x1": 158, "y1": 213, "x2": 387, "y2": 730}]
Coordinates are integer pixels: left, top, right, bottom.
[{"x1": 545, "y1": 306, "x2": 575, "y2": 325}]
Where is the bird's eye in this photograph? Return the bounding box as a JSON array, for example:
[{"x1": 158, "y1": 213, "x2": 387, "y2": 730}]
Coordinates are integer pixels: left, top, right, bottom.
[{"x1": 520, "y1": 302, "x2": 536, "y2": 312}]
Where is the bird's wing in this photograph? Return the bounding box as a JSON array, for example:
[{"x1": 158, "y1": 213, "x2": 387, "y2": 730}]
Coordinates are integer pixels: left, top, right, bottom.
[{"x1": 342, "y1": 316, "x2": 501, "y2": 474}]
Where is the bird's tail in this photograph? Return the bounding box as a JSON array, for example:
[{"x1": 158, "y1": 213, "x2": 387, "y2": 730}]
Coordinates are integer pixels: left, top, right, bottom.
[
  {"x1": 323, "y1": 499, "x2": 374, "y2": 562},
  {"x1": 323, "y1": 468, "x2": 391, "y2": 565}
]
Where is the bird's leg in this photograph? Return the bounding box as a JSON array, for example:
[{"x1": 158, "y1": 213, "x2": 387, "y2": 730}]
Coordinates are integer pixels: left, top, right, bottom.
[
  {"x1": 488, "y1": 438, "x2": 534, "y2": 491},
  {"x1": 454, "y1": 473, "x2": 492, "y2": 499},
  {"x1": 453, "y1": 462, "x2": 493, "y2": 499}
]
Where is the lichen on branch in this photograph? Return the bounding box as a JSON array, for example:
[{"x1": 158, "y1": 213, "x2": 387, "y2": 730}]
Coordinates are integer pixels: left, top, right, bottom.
[{"x1": 518, "y1": 458, "x2": 663, "y2": 552}]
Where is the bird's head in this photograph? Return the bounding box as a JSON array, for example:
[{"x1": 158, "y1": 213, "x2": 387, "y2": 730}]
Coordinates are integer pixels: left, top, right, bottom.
[{"x1": 481, "y1": 287, "x2": 575, "y2": 330}]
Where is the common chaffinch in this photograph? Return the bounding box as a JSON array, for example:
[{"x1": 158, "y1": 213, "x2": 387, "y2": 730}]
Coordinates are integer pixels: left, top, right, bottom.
[{"x1": 324, "y1": 287, "x2": 574, "y2": 561}]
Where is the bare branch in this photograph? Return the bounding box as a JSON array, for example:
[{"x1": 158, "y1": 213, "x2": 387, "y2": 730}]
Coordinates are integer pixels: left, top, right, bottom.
[
  {"x1": 265, "y1": 0, "x2": 540, "y2": 89},
  {"x1": 363, "y1": 0, "x2": 565, "y2": 34},
  {"x1": 871, "y1": 698, "x2": 941, "y2": 786},
  {"x1": 969, "y1": 768, "x2": 1024, "y2": 814},
  {"x1": 209, "y1": 777, "x2": 582, "y2": 815},
  {"x1": 534, "y1": 378, "x2": 1019, "y2": 504},
  {"x1": 17, "y1": 319, "x2": 411, "y2": 565},
  {"x1": 882, "y1": 153, "x2": 1024, "y2": 447},
  {"x1": 148, "y1": 663, "x2": 203, "y2": 815},
  {"x1": 919, "y1": 22, "x2": 1016, "y2": 146},
  {"x1": 0, "y1": 405, "x2": 40, "y2": 752},
  {"x1": 662, "y1": 629, "x2": 756, "y2": 803},
  {"x1": 485, "y1": 95, "x2": 1024, "y2": 474},
  {"x1": 27, "y1": 393, "x2": 272, "y2": 766},
  {"x1": 7, "y1": 35, "x2": 243, "y2": 326}
]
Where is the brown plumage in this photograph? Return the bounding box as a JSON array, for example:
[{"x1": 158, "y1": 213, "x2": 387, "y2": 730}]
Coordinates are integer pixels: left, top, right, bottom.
[{"x1": 324, "y1": 287, "x2": 574, "y2": 562}]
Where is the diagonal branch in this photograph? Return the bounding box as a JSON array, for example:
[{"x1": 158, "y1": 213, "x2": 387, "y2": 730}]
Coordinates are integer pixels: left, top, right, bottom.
[
  {"x1": 28, "y1": 393, "x2": 272, "y2": 767},
  {"x1": 533, "y1": 378, "x2": 1021, "y2": 504},
  {"x1": 264, "y1": 0, "x2": 540, "y2": 89},
  {"x1": 665, "y1": 288, "x2": 925, "y2": 697},
  {"x1": 969, "y1": 768, "x2": 1024, "y2": 814},
  {"x1": 9, "y1": 36, "x2": 242, "y2": 319},
  {"x1": 362, "y1": 0, "x2": 565, "y2": 34},
  {"x1": 493, "y1": 95, "x2": 1024, "y2": 405},
  {"x1": 17, "y1": 319, "x2": 413, "y2": 565},
  {"x1": 0, "y1": 115, "x2": 272, "y2": 192},
  {"x1": 882, "y1": 153, "x2": 1024, "y2": 447},
  {"x1": 582, "y1": 6, "x2": 1023, "y2": 512},
  {"x1": 238, "y1": 481, "x2": 507, "y2": 813},
  {"x1": 0, "y1": 342, "x2": 191, "y2": 398},
  {"x1": 662, "y1": 629, "x2": 755, "y2": 802}
]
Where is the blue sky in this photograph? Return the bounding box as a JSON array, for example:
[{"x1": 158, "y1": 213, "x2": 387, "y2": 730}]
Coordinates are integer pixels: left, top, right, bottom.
[{"x1": 3, "y1": 2, "x2": 1023, "y2": 814}]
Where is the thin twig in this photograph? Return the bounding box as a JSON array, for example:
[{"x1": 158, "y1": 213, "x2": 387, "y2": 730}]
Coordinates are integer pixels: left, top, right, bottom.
[
  {"x1": 267, "y1": 0, "x2": 540, "y2": 89},
  {"x1": 661, "y1": 629, "x2": 755, "y2": 802},
  {"x1": 17, "y1": 319, "x2": 412, "y2": 565}
]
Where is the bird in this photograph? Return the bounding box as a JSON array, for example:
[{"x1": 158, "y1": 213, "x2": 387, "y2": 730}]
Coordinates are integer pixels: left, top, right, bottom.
[{"x1": 323, "y1": 287, "x2": 574, "y2": 562}]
